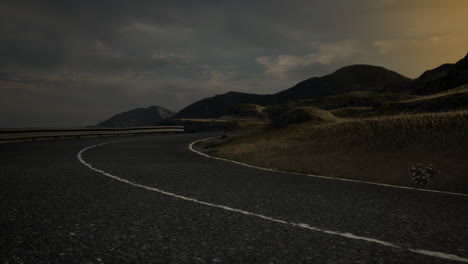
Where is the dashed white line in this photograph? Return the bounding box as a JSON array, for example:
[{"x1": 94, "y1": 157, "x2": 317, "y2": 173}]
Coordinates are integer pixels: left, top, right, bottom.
[{"x1": 77, "y1": 137, "x2": 468, "y2": 263}]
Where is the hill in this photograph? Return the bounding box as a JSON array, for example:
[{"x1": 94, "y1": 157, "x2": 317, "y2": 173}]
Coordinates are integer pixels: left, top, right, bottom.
[
  {"x1": 202, "y1": 110, "x2": 468, "y2": 193},
  {"x1": 275, "y1": 64, "x2": 411, "y2": 102},
  {"x1": 96, "y1": 106, "x2": 174, "y2": 127},
  {"x1": 411, "y1": 53, "x2": 468, "y2": 94},
  {"x1": 193, "y1": 53, "x2": 468, "y2": 193},
  {"x1": 173, "y1": 92, "x2": 276, "y2": 119},
  {"x1": 385, "y1": 53, "x2": 468, "y2": 94},
  {"x1": 330, "y1": 84, "x2": 468, "y2": 118},
  {"x1": 175, "y1": 65, "x2": 411, "y2": 119}
]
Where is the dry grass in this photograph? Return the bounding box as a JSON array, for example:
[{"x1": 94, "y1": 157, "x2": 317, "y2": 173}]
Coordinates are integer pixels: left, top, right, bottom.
[
  {"x1": 271, "y1": 107, "x2": 339, "y2": 127},
  {"x1": 173, "y1": 118, "x2": 233, "y2": 122},
  {"x1": 235, "y1": 120, "x2": 269, "y2": 131},
  {"x1": 330, "y1": 107, "x2": 371, "y2": 118},
  {"x1": 328, "y1": 86, "x2": 468, "y2": 119},
  {"x1": 207, "y1": 111, "x2": 468, "y2": 193},
  {"x1": 284, "y1": 111, "x2": 467, "y2": 147},
  {"x1": 400, "y1": 84, "x2": 468, "y2": 103}
]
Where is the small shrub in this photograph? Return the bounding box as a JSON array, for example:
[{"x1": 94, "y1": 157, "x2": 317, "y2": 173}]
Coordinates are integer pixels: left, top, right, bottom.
[
  {"x1": 271, "y1": 107, "x2": 338, "y2": 127},
  {"x1": 232, "y1": 104, "x2": 266, "y2": 118},
  {"x1": 408, "y1": 163, "x2": 437, "y2": 185}
]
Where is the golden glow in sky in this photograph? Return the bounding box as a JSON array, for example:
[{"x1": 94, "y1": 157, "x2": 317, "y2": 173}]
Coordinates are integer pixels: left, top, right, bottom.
[{"x1": 0, "y1": 0, "x2": 467, "y2": 127}]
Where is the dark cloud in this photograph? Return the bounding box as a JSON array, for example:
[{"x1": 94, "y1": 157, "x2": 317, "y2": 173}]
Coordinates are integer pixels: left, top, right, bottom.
[{"x1": 0, "y1": 0, "x2": 467, "y2": 127}]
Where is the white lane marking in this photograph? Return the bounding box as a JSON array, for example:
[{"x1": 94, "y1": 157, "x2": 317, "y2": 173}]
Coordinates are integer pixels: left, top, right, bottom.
[
  {"x1": 189, "y1": 137, "x2": 468, "y2": 197},
  {"x1": 409, "y1": 249, "x2": 468, "y2": 263},
  {"x1": 77, "y1": 137, "x2": 468, "y2": 263}
]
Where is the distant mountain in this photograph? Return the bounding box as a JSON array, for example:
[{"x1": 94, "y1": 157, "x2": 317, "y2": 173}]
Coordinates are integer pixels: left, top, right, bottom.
[
  {"x1": 411, "y1": 53, "x2": 468, "y2": 95},
  {"x1": 175, "y1": 64, "x2": 411, "y2": 118},
  {"x1": 173, "y1": 92, "x2": 276, "y2": 119},
  {"x1": 96, "y1": 106, "x2": 174, "y2": 127},
  {"x1": 385, "y1": 53, "x2": 468, "y2": 95},
  {"x1": 275, "y1": 64, "x2": 411, "y2": 102}
]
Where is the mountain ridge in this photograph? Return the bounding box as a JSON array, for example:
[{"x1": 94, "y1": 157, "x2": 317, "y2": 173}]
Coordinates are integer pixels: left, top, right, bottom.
[
  {"x1": 174, "y1": 64, "x2": 412, "y2": 118},
  {"x1": 95, "y1": 106, "x2": 174, "y2": 127},
  {"x1": 175, "y1": 54, "x2": 468, "y2": 119},
  {"x1": 385, "y1": 53, "x2": 468, "y2": 94},
  {"x1": 411, "y1": 53, "x2": 468, "y2": 95}
]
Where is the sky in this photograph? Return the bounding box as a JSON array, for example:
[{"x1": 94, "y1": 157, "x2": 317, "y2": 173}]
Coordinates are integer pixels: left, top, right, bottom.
[{"x1": 1, "y1": 0, "x2": 467, "y2": 127}]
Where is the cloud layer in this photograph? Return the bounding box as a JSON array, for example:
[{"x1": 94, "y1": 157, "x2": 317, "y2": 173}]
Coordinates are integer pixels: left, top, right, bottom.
[{"x1": 1, "y1": 0, "x2": 467, "y2": 127}]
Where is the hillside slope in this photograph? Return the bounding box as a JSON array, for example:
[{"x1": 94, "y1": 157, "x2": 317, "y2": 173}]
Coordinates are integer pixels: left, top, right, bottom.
[
  {"x1": 96, "y1": 106, "x2": 174, "y2": 127},
  {"x1": 173, "y1": 92, "x2": 276, "y2": 119},
  {"x1": 203, "y1": 111, "x2": 468, "y2": 193},
  {"x1": 385, "y1": 53, "x2": 468, "y2": 94},
  {"x1": 275, "y1": 64, "x2": 411, "y2": 102},
  {"x1": 175, "y1": 64, "x2": 411, "y2": 118},
  {"x1": 412, "y1": 53, "x2": 468, "y2": 94}
]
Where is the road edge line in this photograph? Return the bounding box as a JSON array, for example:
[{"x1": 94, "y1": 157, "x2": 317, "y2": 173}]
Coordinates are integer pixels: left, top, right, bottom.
[
  {"x1": 188, "y1": 136, "x2": 468, "y2": 197},
  {"x1": 76, "y1": 137, "x2": 468, "y2": 263}
]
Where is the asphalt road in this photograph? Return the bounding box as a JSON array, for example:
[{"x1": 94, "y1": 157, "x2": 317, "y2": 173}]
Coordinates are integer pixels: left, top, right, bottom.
[{"x1": 1, "y1": 133, "x2": 467, "y2": 263}]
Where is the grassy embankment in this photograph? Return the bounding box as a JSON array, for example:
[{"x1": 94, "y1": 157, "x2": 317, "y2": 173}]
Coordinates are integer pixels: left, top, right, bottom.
[
  {"x1": 330, "y1": 84, "x2": 468, "y2": 118},
  {"x1": 204, "y1": 106, "x2": 468, "y2": 193}
]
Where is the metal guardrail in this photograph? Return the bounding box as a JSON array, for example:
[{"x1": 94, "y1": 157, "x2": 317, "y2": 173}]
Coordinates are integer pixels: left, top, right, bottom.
[
  {"x1": 0, "y1": 126, "x2": 185, "y2": 142},
  {"x1": 0, "y1": 126, "x2": 184, "y2": 134}
]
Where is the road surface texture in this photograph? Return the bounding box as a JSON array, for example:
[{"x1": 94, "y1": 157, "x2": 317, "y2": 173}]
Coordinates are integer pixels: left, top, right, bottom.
[{"x1": 1, "y1": 133, "x2": 467, "y2": 263}]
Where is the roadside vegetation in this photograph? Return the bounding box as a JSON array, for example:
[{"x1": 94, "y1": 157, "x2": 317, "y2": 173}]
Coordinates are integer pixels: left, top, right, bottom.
[
  {"x1": 202, "y1": 106, "x2": 468, "y2": 193},
  {"x1": 331, "y1": 85, "x2": 468, "y2": 119},
  {"x1": 187, "y1": 56, "x2": 468, "y2": 193}
]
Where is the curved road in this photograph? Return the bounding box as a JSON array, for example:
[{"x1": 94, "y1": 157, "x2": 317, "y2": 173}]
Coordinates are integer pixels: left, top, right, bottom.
[{"x1": 1, "y1": 133, "x2": 467, "y2": 263}]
